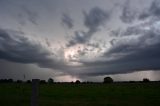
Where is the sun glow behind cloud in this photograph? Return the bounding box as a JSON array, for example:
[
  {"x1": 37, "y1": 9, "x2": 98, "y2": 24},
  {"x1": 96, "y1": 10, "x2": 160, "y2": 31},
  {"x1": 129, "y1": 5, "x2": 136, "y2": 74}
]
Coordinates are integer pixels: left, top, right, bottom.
[{"x1": 55, "y1": 75, "x2": 79, "y2": 82}]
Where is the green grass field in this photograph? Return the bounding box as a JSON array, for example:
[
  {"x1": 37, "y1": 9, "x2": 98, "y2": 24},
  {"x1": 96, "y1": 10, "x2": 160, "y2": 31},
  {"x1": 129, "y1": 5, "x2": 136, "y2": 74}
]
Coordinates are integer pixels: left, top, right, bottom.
[{"x1": 0, "y1": 83, "x2": 160, "y2": 106}]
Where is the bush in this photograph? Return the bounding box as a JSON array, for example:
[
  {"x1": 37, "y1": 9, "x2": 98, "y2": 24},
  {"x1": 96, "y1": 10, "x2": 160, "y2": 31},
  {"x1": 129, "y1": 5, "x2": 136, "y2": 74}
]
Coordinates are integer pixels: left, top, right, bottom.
[
  {"x1": 75, "y1": 80, "x2": 81, "y2": 84},
  {"x1": 143, "y1": 78, "x2": 150, "y2": 82},
  {"x1": 48, "y1": 78, "x2": 54, "y2": 84},
  {"x1": 104, "y1": 77, "x2": 113, "y2": 83}
]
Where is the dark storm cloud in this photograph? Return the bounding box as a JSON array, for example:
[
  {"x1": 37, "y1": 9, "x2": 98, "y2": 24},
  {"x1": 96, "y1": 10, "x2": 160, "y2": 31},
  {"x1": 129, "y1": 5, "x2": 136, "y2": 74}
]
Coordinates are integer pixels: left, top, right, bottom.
[
  {"x1": 1, "y1": 27, "x2": 159, "y2": 78},
  {"x1": 0, "y1": 28, "x2": 65, "y2": 70},
  {"x1": 1, "y1": 0, "x2": 160, "y2": 80},
  {"x1": 107, "y1": 19, "x2": 160, "y2": 57},
  {"x1": 62, "y1": 13, "x2": 74, "y2": 29},
  {"x1": 67, "y1": 7, "x2": 110, "y2": 46},
  {"x1": 122, "y1": 26, "x2": 143, "y2": 36},
  {"x1": 120, "y1": 0, "x2": 137, "y2": 23},
  {"x1": 139, "y1": 0, "x2": 160, "y2": 20},
  {"x1": 67, "y1": 30, "x2": 95, "y2": 47},
  {"x1": 76, "y1": 23, "x2": 160, "y2": 76},
  {"x1": 115, "y1": 25, "x2": 146, "y2": 37},
  {"x1": 110, "y1": 28, "x2": 121, "y2": 37},
  {"x1": 83, "y1": 7, "x2": 110, "y2": 31}
]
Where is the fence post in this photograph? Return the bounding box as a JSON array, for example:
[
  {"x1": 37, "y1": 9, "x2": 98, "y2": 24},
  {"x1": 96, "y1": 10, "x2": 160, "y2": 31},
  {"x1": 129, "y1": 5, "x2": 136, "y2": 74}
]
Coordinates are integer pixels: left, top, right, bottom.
[{"x1": 31, "y1": 79, "x2": 40, "y2": 106}]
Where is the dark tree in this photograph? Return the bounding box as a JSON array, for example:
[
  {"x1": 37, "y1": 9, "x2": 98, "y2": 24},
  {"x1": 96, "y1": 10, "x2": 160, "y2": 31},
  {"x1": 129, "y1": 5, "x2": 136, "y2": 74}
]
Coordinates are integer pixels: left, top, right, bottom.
[
  {"x1": 143, "y1": 78, "x2": 150, "y2": 82},
  {"x1": 75, "y1": 80, "x2": 81, "y2": 84},
  {"x1": 0, "y1": 79, "x2": 13, "y2": 83},
  {"x1": 70, "y1": 81, "x2": 74, "y2": 84},
  {"x1": 8, "y1": 79, "x2": 13, "y2": 83},
  {"x1": 104, "y1": 77, "x2": 113, "y2": 83},
  {"x1": 48, "y1": 78, "x2": 54, "y2": 84}
]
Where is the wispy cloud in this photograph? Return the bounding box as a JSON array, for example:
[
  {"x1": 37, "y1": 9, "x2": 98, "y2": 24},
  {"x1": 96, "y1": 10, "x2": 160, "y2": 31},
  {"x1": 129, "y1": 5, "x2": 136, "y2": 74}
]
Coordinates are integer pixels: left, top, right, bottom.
[
  {"x1": 120, "y1": 0, "x2": 137, "y2": 23},
  {"x1": 67, "y1": 7, "x2": 110, "y2": 46},
  {"x1": 139, "y1": 0, "x2": 160, "y2": 20},
  {"x1": 61, "y1": 13, "x2": 74, "y2": 29},
  {"x1": 17, "y1": 6, "x2": 39, "y2": 26}
]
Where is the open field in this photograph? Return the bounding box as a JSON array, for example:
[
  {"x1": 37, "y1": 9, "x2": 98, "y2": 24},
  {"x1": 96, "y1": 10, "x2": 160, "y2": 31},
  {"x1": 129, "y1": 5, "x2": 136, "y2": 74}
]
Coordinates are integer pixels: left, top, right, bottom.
[{"x1": 0, "y1": 82, "x2": 160, "y2": 106}]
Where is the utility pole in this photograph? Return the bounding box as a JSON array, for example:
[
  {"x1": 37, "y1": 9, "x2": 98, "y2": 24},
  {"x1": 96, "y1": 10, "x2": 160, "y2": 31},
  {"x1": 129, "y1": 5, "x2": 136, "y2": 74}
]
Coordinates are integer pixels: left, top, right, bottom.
[{"x1": 31, "y1": 79, "x2": 40, "y2": 106}]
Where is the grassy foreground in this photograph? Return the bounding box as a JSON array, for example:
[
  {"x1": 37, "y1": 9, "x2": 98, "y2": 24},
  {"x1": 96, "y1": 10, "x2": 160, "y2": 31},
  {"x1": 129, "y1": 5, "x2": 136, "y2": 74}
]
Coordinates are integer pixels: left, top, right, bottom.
[{"x1": 0, "y1": 83, "x2": 160, "y2": 106}]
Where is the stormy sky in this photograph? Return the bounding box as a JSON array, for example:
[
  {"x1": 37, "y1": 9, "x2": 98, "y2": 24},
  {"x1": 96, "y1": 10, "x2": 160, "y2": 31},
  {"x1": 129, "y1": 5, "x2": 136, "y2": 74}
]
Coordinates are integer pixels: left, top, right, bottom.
[{"x1": 0, "y1": 0, "x2": 160, "y2": 82}]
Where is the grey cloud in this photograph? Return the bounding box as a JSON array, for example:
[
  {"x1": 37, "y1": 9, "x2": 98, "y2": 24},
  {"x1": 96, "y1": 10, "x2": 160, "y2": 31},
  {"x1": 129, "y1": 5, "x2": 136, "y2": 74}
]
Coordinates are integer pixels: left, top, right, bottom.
[
  {"x1": 107, "y1": 26, "x2": 160, "y2": 56},
  {"x1": 45, "y1": 38, "x2": 51, "y2": 47},
  {"x1": 67, "y1": 7, "x2": 110, "y2": 46},
  {"x1": 87, "y1": 42, "x2": 100, "y2": 49},
  {"x1": 110, "y1": 27, "x2": 137, "y2": 37},
  {"x1": 0, "y1": 28, "x2": 65, "y2": 70},
  {"x1": 120, "y1": 0, "x2": 137, "y2": 23},
  {"x1": 83, "y1": 7, "x2": 110, "y2": 31},
  {"x1": 82, "y1": 43, "x2": 160, "y2": 76},
  {"x1": 18, "y1": 6, "x2": 39, "y2": 26},
  {"x1": 78, "y1": 42, "x2": 101, "y2": 56},
  {"x1": 0, "y1": 25, "x2": 160, "y2": 78},
  {"x1": 72, "y1": 22, "x2": 160, "y2": 76},
  {"x1": 139, "y1": 0, "x2": 160, "y2": 20},
  {"x1": 111, "y1": 22, "x2": 153, "y2": 37},
  {"x1": 121, "y1": 26, "x2": 145, "y2": 36},
  {"x1": 110, "y1": 39, "x2": 116, "y2": 46},
  {"x1": 139, "y1": 12, "x2": 150, "y2": 20},
  {"x1": 110, "y1": 28, "x2": 121, "y2": 37},
  {"x1": 67, "y1": 30, "x2": 95, "y2": 47},
  {"x1": 149, "y1": 0, "x2": 160, "y2": 17},
  {"x1": 81, "y1": 46, "x2": 160, "y2": 77},
  {"x1": 62, "y1": 13, "x2": 74, "y2": 29}
]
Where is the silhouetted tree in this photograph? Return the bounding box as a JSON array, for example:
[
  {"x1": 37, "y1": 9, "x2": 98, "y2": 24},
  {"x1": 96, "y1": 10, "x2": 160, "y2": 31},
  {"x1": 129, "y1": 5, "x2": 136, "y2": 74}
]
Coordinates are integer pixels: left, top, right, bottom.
[
  {"x1": 8, "y1": 79, "x2": 13, "y2": 83},
  {"x1": 75, "y1": 80, "x2": 81, "y2": 84},
  {"x1": 48, "y1": 78, "x2": 54, "y2": 84},
  {"x1": 70, "y1": 81, "x2": 74, "y2": 84},
  {"x1": 0, "y1": 79, "x2": 7, "y2": 83},
  {"x1": 143, "y1": 78, "x2": 150, "y2": 82},
  {"x1": 104, "y1": 77, "x2": 113, "y2": 83},
  {"x1": 0, "y1": 79, "x2": 14, "y2": 83}
]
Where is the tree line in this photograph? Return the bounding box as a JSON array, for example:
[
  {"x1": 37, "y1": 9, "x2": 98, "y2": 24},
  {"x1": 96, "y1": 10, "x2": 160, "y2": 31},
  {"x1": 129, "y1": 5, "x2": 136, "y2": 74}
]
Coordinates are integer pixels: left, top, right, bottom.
[{"x1": 0, "y1": 77, "x2": 152, "y2": 84}]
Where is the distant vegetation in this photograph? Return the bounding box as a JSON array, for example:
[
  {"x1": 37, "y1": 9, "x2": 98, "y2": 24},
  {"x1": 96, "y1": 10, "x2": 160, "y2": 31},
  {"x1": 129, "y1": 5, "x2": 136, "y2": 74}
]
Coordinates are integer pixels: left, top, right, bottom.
[
  {"x1": 48, "y1": 78, "x2": 54, "y2": 84},
  {"x1": 75, "y1": 80, "x2": 81, "y2": 84},
  {"x1": 0, "y1": 76, "x2": 160, "y2": 84},
  {"x1": 103, "y1": 77, "x2": 113, "y2": 83},
  {"x1": 143, "y1": 78, "x2": 150, "y2": 82},
  {"x1": 0, "y1": 77, "x2": 158, "y2": 84}
]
